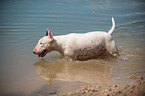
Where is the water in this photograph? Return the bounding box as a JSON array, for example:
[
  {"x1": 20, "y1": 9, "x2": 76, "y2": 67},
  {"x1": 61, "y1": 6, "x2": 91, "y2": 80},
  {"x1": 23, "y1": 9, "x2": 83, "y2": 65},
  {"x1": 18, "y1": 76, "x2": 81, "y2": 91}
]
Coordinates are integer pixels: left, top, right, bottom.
[{"x1": 0, "y1": 0, "x2": 145, "y2": 95}]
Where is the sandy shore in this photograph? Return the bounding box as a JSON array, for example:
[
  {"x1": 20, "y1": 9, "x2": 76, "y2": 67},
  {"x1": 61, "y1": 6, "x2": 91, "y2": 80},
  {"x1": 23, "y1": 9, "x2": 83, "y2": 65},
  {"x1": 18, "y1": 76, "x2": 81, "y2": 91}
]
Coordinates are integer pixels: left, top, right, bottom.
[
  {"x1": 34, "y1": 72, "x2": 145, "y2": 96},
  {"x1": 67, "y1": 74, "x2": 145, "y2": 96}
]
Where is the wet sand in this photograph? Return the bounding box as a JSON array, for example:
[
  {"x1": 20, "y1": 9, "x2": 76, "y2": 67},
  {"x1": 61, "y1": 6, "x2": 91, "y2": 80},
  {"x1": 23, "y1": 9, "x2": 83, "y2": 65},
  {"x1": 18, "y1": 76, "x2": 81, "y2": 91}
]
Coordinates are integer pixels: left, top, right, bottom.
[{"x1": 67, "y1": 73, "x2": 145, "y2": 96}]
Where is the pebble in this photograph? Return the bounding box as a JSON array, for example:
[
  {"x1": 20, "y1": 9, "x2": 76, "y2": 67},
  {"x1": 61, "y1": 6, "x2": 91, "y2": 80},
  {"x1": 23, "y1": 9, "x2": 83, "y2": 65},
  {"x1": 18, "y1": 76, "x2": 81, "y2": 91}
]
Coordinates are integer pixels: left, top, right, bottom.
[
  {"x1": 104, "y1": 93, "x2": 109, "y2": 96},
  {"x1": 129, "y1": 76, "x2": 137, "y2": 79},
  {"x1": 131, "y1": 86, "x2": 135, "y2": 89},
  {"x1": 92, "y1": 89, "x2": 98, "y2": 92},
  {"x1": 125, "y1": 85, "x2": 130, "y2": 89},
  {"x1": 140, "y1": 76, "x2": 143, "y2": 80},
  {"x1": 108, "y1": 85, "x2": 112, "y2": 87},
  {"x1": 50, "y1": 92, "x2": 56, "y2": 94},
  {"x1": 113, "y1": 85, "x2": 118, "y2": 87},
  {"x1": 129, "y1": 89, "x2": 133, "y2": 93},
  {"x1": 105, "y1": 89, "x2": 108, "y2": 92},
  {"x1": 139, "y1": 81, "x2": 142, "y2": 84},
  {"x1": 118, "y1": 91, "x2": 121, "y2": 94},
  {"x1": 109, "y1": 88, "x2": 112, "y2": 91},
  {"x1": 84, "y1": 90, "x2": 88, "y2": 93}
]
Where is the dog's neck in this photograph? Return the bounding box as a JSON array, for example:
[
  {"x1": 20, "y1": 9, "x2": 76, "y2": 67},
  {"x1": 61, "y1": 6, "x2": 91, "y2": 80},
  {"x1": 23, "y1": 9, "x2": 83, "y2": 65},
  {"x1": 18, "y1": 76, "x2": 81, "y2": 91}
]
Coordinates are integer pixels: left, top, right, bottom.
[{"x1": 52, "y1": 36, "x2": 66, "y2": 56}]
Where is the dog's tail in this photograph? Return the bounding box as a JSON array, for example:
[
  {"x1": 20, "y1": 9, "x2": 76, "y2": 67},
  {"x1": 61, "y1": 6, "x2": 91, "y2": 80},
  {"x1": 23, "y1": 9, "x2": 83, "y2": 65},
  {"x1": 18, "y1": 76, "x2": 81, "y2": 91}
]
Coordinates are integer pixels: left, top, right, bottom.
[{"x1": 108, "y1": 17, "x2": 115, "y2": 35}]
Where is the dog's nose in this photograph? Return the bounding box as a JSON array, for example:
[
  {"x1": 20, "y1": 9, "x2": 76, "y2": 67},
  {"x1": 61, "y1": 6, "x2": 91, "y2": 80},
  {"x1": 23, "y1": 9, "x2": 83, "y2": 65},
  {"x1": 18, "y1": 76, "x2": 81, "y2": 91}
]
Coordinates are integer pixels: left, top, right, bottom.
[{"x1": 33, "y1": 51, "x2": 36, "y2": 54}]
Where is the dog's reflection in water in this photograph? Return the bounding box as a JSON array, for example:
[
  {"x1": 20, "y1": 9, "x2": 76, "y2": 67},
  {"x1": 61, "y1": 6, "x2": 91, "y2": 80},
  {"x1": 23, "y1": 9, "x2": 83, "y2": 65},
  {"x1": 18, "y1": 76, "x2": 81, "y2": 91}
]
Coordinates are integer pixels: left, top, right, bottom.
[
  {"x1": 34, "y1": 59, "x2": 64, "y2": 86},
  {"x1": 34, "y1": 59, "x2": 112, "y2": 86}
]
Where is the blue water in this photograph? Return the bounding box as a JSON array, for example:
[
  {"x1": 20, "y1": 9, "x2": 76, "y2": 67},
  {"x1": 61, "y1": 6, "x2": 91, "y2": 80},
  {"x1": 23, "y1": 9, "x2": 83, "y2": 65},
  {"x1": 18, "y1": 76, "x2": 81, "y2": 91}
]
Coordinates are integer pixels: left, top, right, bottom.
[{"x1": 0, "y1": 0, "x2": 145, "y2": 95}]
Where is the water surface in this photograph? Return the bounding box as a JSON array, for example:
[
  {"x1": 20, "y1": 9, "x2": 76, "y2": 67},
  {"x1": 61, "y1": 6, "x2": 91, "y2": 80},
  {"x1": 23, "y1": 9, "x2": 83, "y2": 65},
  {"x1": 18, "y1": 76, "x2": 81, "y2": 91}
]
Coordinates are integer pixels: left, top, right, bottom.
[{"x1": 0, "y1": 0, "x2": 145, "y2": 95}]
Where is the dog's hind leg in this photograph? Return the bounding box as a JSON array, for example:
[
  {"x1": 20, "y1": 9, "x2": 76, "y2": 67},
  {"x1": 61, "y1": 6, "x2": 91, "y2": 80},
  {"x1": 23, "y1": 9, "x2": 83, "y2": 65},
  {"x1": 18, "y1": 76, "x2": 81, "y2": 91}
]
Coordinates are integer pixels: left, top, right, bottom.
[{"x1": 105, "y1": 36, "x2": 119, "y2": 57}]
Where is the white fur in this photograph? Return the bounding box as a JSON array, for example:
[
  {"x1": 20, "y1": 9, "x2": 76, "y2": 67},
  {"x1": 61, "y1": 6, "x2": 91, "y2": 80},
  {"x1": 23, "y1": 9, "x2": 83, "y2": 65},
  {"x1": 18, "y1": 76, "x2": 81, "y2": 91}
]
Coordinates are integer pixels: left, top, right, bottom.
[{"x1": 33, "y1": 17, "x2": 119, "y2": 60}]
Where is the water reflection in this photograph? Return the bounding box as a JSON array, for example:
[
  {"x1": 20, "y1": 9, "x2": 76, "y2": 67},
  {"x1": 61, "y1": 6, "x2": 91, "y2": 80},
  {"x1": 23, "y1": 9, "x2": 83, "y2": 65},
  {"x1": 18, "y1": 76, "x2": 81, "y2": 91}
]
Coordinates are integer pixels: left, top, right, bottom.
[{"x1": 34, "y1": 58, "x2": 114, "y2": 85}]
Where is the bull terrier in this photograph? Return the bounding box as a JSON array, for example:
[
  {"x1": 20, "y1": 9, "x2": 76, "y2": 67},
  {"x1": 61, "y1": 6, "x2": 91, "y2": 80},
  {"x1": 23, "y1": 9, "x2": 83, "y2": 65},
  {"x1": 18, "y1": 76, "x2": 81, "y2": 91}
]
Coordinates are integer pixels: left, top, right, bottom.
[{"x1": 33, "y1": 17, "x2": 119, "y2": 60}]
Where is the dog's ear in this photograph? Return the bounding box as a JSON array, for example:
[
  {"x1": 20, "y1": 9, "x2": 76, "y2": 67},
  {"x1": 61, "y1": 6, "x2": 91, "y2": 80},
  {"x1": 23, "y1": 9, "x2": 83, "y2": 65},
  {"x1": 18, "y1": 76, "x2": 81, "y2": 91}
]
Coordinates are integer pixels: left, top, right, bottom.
[
  {"x1": 47, "y1": 28, "x2": 53, "y2": 41},
  {"x1": 46, "y1": 30, "x2": 48, "y2": 36}
]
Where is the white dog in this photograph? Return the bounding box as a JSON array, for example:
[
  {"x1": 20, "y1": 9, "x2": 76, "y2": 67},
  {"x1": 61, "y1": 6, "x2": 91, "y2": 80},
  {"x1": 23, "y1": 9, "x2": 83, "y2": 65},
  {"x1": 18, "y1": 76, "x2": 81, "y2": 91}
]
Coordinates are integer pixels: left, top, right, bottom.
[{"x1": 33, "y1": 17, "x2": 119, "y2": 60}]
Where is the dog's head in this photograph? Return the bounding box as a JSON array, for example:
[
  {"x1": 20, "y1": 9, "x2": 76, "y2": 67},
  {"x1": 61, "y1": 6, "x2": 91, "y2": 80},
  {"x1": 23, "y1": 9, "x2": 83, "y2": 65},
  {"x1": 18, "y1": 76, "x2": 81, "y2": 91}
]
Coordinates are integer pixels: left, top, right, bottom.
[{"x1": 33, "y1": 28, "x2": 54, "y2": 57}]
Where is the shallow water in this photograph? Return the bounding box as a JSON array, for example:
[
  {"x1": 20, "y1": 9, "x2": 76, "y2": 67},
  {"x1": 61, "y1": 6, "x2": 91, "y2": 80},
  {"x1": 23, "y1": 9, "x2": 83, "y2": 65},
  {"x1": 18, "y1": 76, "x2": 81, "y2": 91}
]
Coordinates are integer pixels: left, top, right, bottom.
[{"x1": 0, "y1": 0, "x2": 145, "y2": 95}]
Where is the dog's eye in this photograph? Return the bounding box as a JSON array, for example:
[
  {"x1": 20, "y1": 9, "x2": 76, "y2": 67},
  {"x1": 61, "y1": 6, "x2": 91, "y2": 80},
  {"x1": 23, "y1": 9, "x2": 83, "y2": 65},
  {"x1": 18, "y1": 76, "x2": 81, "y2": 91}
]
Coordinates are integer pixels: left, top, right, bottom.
[{"x1": 40, "y1": 42, "x2": 43, "y2": 44}]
